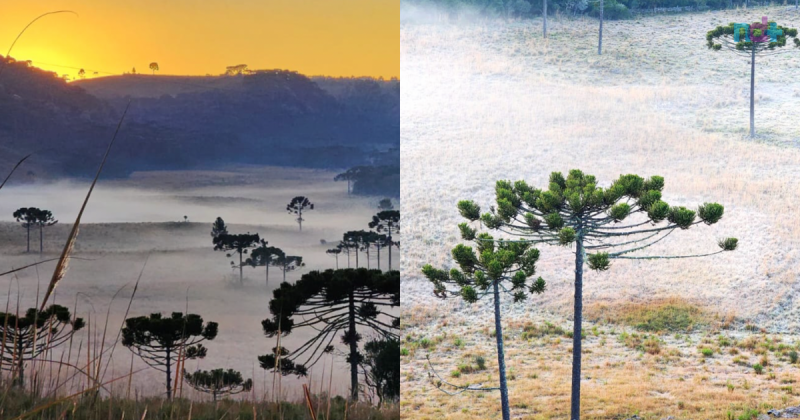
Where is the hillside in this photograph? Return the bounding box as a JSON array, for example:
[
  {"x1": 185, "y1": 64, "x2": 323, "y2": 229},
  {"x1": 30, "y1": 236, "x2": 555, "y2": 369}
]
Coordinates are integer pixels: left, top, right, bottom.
[
  {"x1": 401, "y1": 6, "x2": 800, "y2": 419},
  {"x1": 0, "y1": 58, "x2": 399, "y2": 182}
]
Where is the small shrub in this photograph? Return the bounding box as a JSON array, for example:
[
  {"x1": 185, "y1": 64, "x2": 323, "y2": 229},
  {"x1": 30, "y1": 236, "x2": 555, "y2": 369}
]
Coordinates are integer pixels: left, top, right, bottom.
[
  {"x1": 475, "y1": 356, "x2": 486, "y2": 371},
  {"x1": 401, "y1": 347, "x2": 409, "y2": 356},
  {"x1": 753, "y1": 364, "x2": 764, "y2": 374},
  {"x1": 789, "y1": 350, "x2": 798, "y2": 364},
  {"x1": 737, "y1": 408, "x2": 759, "y2": 420},
  {"x1": 451, "y1": 370, "x2": 461, "y2": 378},
  {"x1": 701, "y1": 348, "x2": 714, "y2": 357}
]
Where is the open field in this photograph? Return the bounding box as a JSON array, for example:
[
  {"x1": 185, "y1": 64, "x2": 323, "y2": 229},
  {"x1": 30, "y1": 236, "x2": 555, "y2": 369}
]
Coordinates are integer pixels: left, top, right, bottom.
[
  {"x1": 401, "y1": 5, "x2": 800, "y2": 419},
  {"x1": 0, "y1": 166, "x2": 395, "y2": 403}
]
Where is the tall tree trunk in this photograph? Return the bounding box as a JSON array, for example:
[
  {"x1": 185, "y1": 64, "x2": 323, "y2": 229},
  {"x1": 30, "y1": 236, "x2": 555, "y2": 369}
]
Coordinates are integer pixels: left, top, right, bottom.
[
  {"x1": 39, "y1": 224, "x2": 43, "y2": 255},
  {"x1": 26, "y1": 225, "x2": 30, "y2": 253},
  {"x1": 598, "y1": 0, "x2": 604, "y2": 55},
  {"x1": 492, "y1": 280, "x2": 511, "y2": 420},
  {"x1": 166, "y1": 347, "x2": 173, "y2": 400},
  {"x1": 750, "y1": 45, "x2": 756, "y2": 137},
  {"x1": 377, "y1": 245, "x2": 381, "y2": 271},
  {"x1": 543, "y1": 0, "x2": 548, "y2": 38},
  {"x1": 16, "y1": 337, "x2": 24, "y2": 387},
  {"x1": 355, "y1": 249, "x2": 359, "y2": 268},
  {"x1": 570, "y1": 231, "x2": 585, "y2": 420},
  {"x1": 266, "y1": 264, "x2": 269, "y2": 287},
  {"x1": 283, "y1": 264, "x2": 287, "y2": 282},
  {"x1": 388, "y1": 238, "x2": 393, "y2": 271},
  {"x1": 348, "y1": 291, "x2": 359, "y2": 401},
  {"x1": 298, "y1": 209, "x2": 303, "y2": 232},
  {"x1": 239, "y1": 250, "x2": 244, "y2": 284},
  {"x1": 335, "y1": 254, "x2": 339, "y2": 269},
  {"x1": 348, "y1": 250, "x2": 351, "y2": 268}
]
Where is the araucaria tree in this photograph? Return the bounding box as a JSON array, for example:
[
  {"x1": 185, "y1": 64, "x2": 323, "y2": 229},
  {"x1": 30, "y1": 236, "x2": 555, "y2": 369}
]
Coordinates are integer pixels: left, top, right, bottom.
[
  {"x1": 270, "y1": 249, "x2": 304, "y2": 282},
  {"x1": 149, "y1": 62, "x2": 159, "y2": 75},
  {"x1": 422, "y1": 224, "x2": 546, "y2": 420},
  {"x1": 13, "y1": 207, "x2": 39, "y2": 253},
  {"x1": 183, "y1": 368, "x2": 253, "y2": 402},
  {"x1": 334, "y1": 167, "x2": 365, "y2": 196},
  {"x1": 258, "y1": 268, "x2": 399, "y2": 402},
  {"x1": 707, "y1": 18, "x2": 799, "y2": 137},
  {"x1": 326, "y1": 247, "x2": 342, "y2": 269},
  {"x1": 214, "y1": 232, "x2": 260, "y2": 284},
  {"x1": 286, "y1": 196, "x2": 314, "y2": 231},
  {"x1": 464, "y1": 170, "x2": 737, "y2": 420},
  {"x1": 369, "y1": 210, "x2": 400, "y2": 271},
  {"x1": 245, "y1": 239, "x2": 281, "y2": 286},
  {"x1": 122, "y1": 312, "x2": 218, "y2": 400},
  {"x1": 34, "y1": 209, "x2": 57, "y2": 255},
  {"x1": 0, "y1": 305, "x2": 85, "y2": 386}
]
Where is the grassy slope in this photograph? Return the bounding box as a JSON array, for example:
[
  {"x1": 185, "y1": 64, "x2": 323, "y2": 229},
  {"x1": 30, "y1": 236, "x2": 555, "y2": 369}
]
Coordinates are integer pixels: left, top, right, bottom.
[{"x1": 401, "y1": 6, "x2": 800, "y2": 419}]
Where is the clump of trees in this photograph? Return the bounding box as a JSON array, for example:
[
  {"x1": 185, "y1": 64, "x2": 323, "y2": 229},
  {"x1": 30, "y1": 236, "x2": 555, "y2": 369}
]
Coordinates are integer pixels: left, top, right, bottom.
[
  {"x1": 454, "y1": 170, "x2": 736, "y2": 420},
  {"x1": 211, "y1": 217, "x2": 260, "y2": 284},
  {"x1": 0, "y1": 305, "x2": 84, "y2": 387},
  {"x1": 361, "y1": 338, "x2": 400, "y2": 407},
  {"x1": 13, "y1": 207, "x2": 57, "y2": 254},
  {"x1": 258, "y1": 268, "x2": 399, "y2": 402},
  {"x1": 335, "y1": 166, "x2": 399, "y2": 197},
  {"x1": 369, "y1": 210, "x2": 400, "y2": 271},
  {"x1": 183, "y1": 368, "x2": 253, "y2": 401},
  {"x1": 122, "y1": 312, "x2": 218, "y2": 400}
]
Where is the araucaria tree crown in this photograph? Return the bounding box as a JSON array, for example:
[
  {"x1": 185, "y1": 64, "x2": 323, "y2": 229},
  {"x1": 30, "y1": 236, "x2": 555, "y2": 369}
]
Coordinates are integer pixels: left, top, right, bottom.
[
  {"x1": 286, "y1": 196, "x2": 314, "y2": 231},
  {"x1": 258, "y1": 268, "x2": 399, "y2": 402},
  {"x1": 467, "y1": 169, "x2": 737, "y2": 420},
  {"x1": 122, "y1": 312, "x2": 218, "y2": 400},
  {"x1": 0, "y1": 304, "x2": 84, "y2": 386},
  {"x1": 183, "y1": 368, "x2": 253, "y2": 401}
]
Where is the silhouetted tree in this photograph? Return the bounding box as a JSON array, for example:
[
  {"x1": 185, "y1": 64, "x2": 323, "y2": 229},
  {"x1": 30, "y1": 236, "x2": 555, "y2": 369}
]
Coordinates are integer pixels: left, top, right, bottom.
[
  {"x1": 363, "y1": 231, "x2": 387, "y2": 270},
  {"x1": 271, "y1": 249, "x2": 304, "y2": 282},
  {"x1": 259, "y1": 269, "x2": 399, "y2": 402},
  {"x1": 34, "y1": 208, "x2": 57, "y2": 255},
  {"x1": 369, "y1": 210, "x2": 400, "y2": 271},
  {"x1": 214, "y1": 233, "x2": 260, "y2": 284},
  {"x1": 183, "y1": 368, "x2": 252, "y2": 402},
  {"x1": 361, "y1": 338, "x2": 400, "y2": 408},
  {"x1": 210, "y1": 217, "x2": 228, "y2": 245},
  {"x1": 422, "y1": 223, "x2": 546, "y2": 420},
  {"x1": 460, "y1": 170, "x2": 738, "y2": 420},
  {"x1": 225, "y1": 64, "x2": 248, "y2": 75},
  {"x1": 286, "y1": 196, "x2": 314, "y2": 231},
  {"x1": 78, "y1": 68, "x2": 85, "y2": 79},
  {"x1": 707, "y1": 19, "x2": 799, "y2": 137},
  {"x1": 377, "y1": 198, "x2": 394, "y2": 211},
  {"x1": 335, "y1": 167, "x2": 366, "y2": 196},
  {"x1": 122, "y1": 312, "x2": 218, "y2": 400},
  {"x1": 342, "y1": 231, "x2": 369, "y2": 268},
  {"x1": 326, "y1": 247, "x2": 342, "y2": 269},
  {"x1": 149, "y1": 62, "x2": 159, "y2": 75},
  {"x1": 0, "y1": 305, "x2": 84, "y2": 387},
  {"x1": 245, "y1": 239, "x2": 282, "y2": 287},
  {"x1": 338, "y1": 241, "x2": 357, "y2": 268},
  {"x1": 13, "y1": 207, "x2": 38, "y2": 253}
]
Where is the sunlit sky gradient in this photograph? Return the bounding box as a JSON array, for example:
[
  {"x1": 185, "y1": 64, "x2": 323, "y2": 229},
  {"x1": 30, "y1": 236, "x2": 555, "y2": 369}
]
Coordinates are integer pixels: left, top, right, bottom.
[{"x1": 2, "y1": 0, "x2": 398, "y2": 79}]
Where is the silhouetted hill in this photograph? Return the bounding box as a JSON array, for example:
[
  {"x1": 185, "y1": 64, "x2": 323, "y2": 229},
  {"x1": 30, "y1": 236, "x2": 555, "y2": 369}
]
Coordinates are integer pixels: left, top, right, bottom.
[{"x1": 0, "y1": 57, "x2": 399, "y2": 193}]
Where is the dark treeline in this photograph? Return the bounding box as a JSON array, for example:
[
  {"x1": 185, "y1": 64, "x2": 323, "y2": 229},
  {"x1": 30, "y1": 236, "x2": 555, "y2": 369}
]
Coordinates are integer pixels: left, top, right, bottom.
[{"x1": 405, "y1": 0, "x2": 782, "y2": 21}]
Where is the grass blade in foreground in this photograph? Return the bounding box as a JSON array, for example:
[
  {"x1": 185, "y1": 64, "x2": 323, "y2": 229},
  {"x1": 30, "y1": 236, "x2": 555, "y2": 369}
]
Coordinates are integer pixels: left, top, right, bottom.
[{"x1": 40, "y1": 101, "x2": 131, "y2": 310}]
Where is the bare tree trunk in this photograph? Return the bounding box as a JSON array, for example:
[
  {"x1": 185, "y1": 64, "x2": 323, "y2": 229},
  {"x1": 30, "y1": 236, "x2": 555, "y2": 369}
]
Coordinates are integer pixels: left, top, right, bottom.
[
  {"x1": 39, "y1": 224, "x2": 43, "y2": 255},
  {"x1": 166, "y1": 347, "x2": 172, "y2": 400},
  {"x1": 239, "y1": 250, "x2": 244, "y2": 284},
  {"x1": 570, "y1": 231, "x2": 585, "y2": 420},
  {"x1": 750, "y1": 46, "x2": 756, "y2": 137},
  {"x1": 388, "y1": 240, "x2": 393, "y2": 271},
  {"x1": 543, "y1": 0, "x2": 548, "y2": 38},
  {"x1": 348, "y1": 291, "x2": 359, "y2": 401},
  {"x1": 493, "y1": 280, "x2": 511, "y2": 420},
  {"x1": 377, "y1": 244, "x2": 381, "y2": 271},
  {"x1": 598, "y1": 0, "x2": 604, "y2": 55},
  {"x1": 266, "y1": 265, "x2": 269, "y2": 288},
  {"x1": 26, "y1": 225, "x2": 30, "y2": 253}
]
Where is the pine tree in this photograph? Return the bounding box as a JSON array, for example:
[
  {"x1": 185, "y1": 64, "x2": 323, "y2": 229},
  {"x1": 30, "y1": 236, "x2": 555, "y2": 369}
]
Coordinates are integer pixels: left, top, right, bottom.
[
  {"x1": 245, "y1": 239, "x2": 282, "y2": 287},
  {"x1": 122, "y1": 312, "x2": 218, "y2": 400},
  {"x1": 422, "y1": 222, "x2": 545, "y2": 420},
  {"x1": 461, "y1": 170, "x2": 737, "y2": 420},
  {"x1": 12, "y1": 207, "x2": 39, "y2": 253},
  {"x1": 369, "y1": 210, "x2": 400, "y2": 271},
  {"x1": 286, "y1": 196, "x2": 314, "y2": 231},
  {"x1": 183, "y1": 368, "x2": 252, "y2": 402},
  {"x1": 0, "y1": 305, "x2": 84, "y2": 387},
  {"x1": 214, "y1": 233, "x2": 260, "y2": 284}
]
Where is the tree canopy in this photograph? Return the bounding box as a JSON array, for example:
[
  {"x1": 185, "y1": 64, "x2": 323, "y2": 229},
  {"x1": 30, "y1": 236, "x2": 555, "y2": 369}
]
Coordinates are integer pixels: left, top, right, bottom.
[
  {"x1": 183, "y1": 368, "x2": 253, "y2": 401},
  {"x1": 258, "y1": 268, "x2": 399, "y2": 401}
]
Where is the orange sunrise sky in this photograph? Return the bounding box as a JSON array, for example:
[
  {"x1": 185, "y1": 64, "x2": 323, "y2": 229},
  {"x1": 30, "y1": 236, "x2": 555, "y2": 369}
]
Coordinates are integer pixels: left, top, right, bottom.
[{"x1": 1, "y1": 0, "x2": 398, "y2": 79}]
